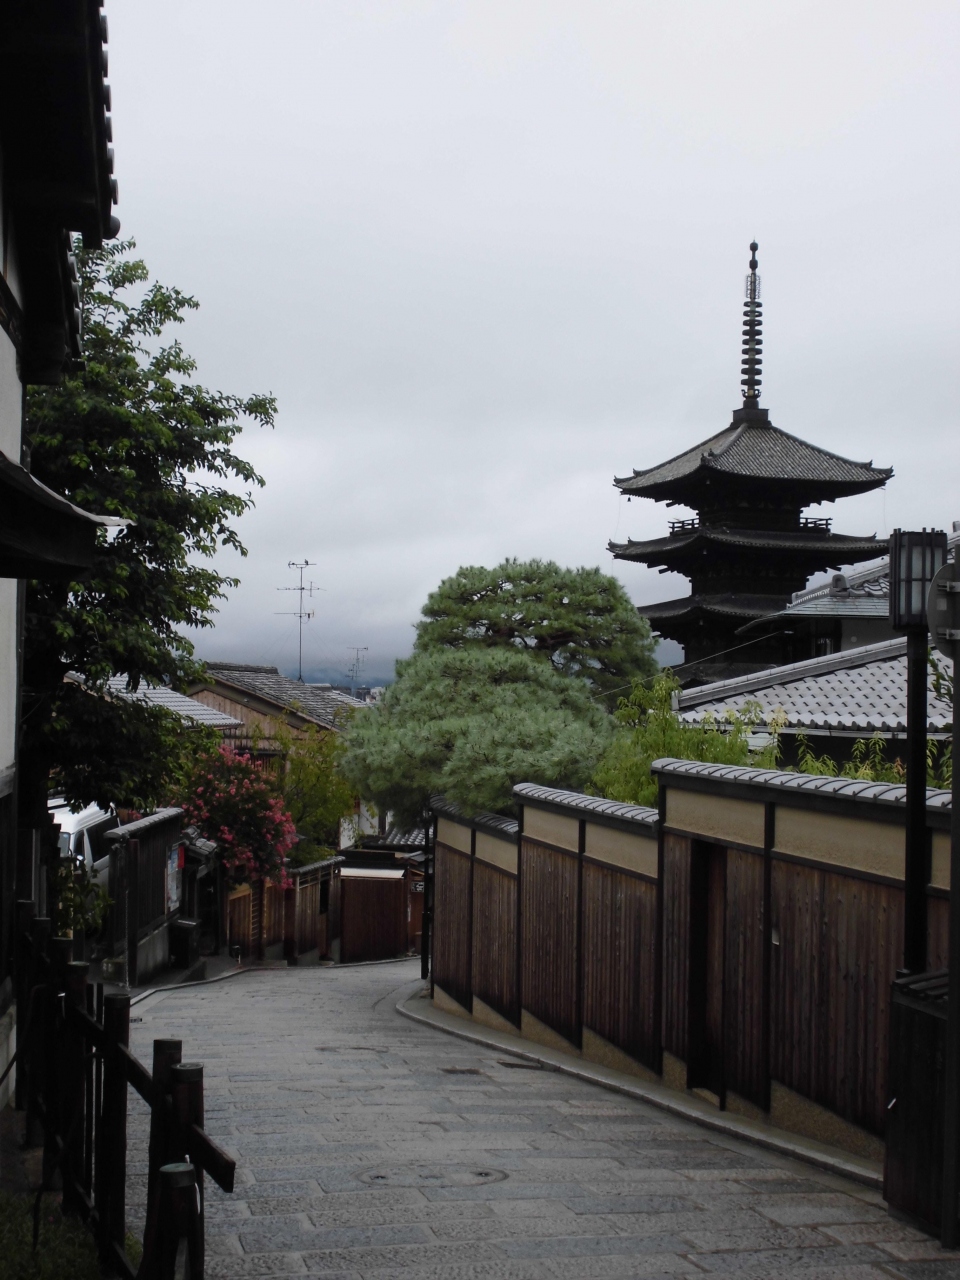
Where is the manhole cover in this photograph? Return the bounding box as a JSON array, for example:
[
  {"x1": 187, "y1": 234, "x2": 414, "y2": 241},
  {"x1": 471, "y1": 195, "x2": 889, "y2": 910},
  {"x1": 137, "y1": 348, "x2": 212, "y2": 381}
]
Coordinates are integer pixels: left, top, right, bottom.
[{"x1": 359, "y1": 1165, "x2": 507, "y2": 1188}]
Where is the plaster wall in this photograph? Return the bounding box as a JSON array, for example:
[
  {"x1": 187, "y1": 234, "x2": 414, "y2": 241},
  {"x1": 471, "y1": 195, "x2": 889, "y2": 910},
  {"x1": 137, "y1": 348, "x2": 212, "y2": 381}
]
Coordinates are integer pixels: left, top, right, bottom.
[
  {"x1": 436, "y1": 817, "x2": 471, "y2": 854},
  {"x1": 584, "y1": 822, "x2": 657, "y2": 877},
  {"x1": 0, "y1": 580, "x2": 17, "y2": 778},
  {"x1": 774, "y1": 807, "x2": 904, "y2": 880},
  {"x1": 666, "y1": 790, "x2": 765, "y2": 848},
  {"x1": 475, "y1": 831, "x2": 516, "y2": 874},
  {"x1": 522, "y1": 807, "x2": 579, "y2": 852}
]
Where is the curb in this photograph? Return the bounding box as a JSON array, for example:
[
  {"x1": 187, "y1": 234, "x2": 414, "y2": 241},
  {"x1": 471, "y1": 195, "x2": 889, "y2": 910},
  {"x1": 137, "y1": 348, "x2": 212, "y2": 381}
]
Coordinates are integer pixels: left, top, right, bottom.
[{"x1": 396, "y1": 990, "x2": 883, "y2": 1191}]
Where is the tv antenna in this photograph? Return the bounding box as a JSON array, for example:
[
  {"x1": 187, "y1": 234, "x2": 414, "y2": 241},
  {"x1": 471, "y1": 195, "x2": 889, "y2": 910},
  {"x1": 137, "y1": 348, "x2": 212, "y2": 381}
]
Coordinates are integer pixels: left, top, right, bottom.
[
  {"x1": 276, "y1": 560, "x2": 324, "y2": 682},
  {"x1": 347, "y1": 647, "x2": 368, "y2": 694}
]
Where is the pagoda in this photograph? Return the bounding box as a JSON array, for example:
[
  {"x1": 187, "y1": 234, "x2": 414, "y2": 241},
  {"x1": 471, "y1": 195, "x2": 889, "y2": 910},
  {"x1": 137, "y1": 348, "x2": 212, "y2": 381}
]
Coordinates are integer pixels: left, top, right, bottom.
[{"x1": 609, "y1": 243, "x2": 892, "y2": 682}]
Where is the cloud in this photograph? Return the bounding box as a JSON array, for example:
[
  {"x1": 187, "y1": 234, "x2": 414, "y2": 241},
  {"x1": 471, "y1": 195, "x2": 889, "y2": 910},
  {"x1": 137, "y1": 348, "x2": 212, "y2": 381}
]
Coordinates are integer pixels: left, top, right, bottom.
[{"x1": 109, "y1": 0, "x2": 959, "y2": 679}]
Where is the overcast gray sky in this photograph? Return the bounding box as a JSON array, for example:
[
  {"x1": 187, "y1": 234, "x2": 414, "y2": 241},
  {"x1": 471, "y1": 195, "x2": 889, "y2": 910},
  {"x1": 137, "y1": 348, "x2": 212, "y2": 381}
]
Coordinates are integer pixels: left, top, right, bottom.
[{"x1": 108, "y1": 0, "x2": 959, "y2": 683}]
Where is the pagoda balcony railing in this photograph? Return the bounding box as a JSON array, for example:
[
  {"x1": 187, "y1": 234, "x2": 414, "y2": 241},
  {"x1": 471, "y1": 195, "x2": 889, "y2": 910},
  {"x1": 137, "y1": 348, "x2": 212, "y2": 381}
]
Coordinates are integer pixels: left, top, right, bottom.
[{"x1": 667, "y1": 516, "x2": 833, "y2": 536}]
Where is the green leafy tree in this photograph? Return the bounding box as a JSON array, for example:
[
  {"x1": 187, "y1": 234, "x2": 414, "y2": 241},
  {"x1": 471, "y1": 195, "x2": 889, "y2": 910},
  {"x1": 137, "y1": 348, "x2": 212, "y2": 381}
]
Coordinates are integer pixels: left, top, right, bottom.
[
  {"x1": 341, "y1": 646, "x2": 613, "y2": 828},
  {"x1": 414, "y1": 558, "x2": 656, "y2": 706},
  {"x1": 22, "y1": 239, "x2": 274, "y2": 824},
  {"x1": 272, "y1": 720, "x2": 356, "y2": 862},
  {"x1": 592, "y1": 674, "x2": 780, "y2": 808}
]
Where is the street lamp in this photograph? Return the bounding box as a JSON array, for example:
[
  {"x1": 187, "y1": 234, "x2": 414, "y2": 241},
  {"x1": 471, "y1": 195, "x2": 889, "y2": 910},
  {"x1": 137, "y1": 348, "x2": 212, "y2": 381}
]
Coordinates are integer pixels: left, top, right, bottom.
[{"x1": 889, "y1": 528, "x2": 948, "y2": 977}]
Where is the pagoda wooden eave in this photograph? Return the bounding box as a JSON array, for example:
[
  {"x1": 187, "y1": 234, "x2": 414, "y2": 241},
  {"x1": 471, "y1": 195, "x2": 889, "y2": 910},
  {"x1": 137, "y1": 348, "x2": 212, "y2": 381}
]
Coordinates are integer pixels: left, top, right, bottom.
[
  {"x1": 615, "y1": 408, "x2": 892, "y2": 505},
  {"x1": 610, "y1": 526, "x2": 886, "y2": 569}
]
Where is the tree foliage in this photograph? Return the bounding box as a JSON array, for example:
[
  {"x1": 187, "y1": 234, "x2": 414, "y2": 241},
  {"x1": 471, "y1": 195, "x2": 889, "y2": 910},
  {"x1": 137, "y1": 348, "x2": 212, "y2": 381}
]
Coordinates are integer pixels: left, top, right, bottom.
[
  {"x1": 414, "y1": 558, "x2": 656, "y2": 705},
  {"x1": 592, "y1": 674, "x2": 779, "y2": 808},
  {"x1": 341, "y1": 646, "x2": 613, "y2": 828},
  {"x1": 178, "y1": 744, "x2": 296, "y2": 887},
  {"x1": 272, "y1": 721, "x2": 356, "y2": 861},
  {"x1": 23, "y1": 239, "x2": 274, "y2": 816}
]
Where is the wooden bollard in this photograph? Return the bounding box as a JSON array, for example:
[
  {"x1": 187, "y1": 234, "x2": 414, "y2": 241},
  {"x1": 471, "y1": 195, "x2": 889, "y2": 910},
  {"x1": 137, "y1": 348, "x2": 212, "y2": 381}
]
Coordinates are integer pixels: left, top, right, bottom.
[
  {"x1": 61, "y1": 962, "x2": 89, "y2": 1215},
  {"x1": 139, "y1": 1039, "x2": 183, "y2": 1272},
  {"x1": 155, "y1": 1163, "x2": 202, "y2": 1280},
  {"x1": 97, "y1": 993, "x2": 130, "y2": 1265},
  {"x1": 14, "y1": 900, "x2": 35, "y2": 1109},
  {"x1": 170, "y1": 1059, "x2": 205, "y2": 1274}
]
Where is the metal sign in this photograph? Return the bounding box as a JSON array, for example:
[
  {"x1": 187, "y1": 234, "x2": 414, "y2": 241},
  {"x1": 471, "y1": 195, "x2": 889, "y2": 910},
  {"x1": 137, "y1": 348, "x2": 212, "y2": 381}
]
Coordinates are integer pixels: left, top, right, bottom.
[{"x1": 927, "y1": 562, "x2": 960, "y2": 658}]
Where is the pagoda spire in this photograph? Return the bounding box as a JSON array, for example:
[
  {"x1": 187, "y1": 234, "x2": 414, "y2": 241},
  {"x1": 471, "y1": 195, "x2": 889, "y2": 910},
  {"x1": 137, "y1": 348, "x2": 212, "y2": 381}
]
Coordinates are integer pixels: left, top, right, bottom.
[{"x1": 741, "y1": 240, "x2": 762, "y2": 405}]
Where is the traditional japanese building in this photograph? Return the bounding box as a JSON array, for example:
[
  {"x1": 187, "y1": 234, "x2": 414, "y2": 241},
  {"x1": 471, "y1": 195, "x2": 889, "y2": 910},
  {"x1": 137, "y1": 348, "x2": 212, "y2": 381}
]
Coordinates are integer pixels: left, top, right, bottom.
[{"x1": 609, "y1": 243, "x2": 892, "y2": 683}]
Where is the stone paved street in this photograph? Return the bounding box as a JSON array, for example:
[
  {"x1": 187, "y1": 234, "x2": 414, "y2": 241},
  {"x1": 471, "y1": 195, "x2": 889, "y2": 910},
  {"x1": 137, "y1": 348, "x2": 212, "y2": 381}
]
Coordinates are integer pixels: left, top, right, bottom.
[{"x1": 128, "y1": 960, "x2": 960, "y2": 1280}]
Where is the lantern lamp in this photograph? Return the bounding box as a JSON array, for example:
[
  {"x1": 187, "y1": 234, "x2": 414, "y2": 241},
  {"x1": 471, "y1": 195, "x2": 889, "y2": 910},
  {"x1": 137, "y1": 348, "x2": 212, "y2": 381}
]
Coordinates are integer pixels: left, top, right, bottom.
[{"x1": 890, "y1": 529, "x2": 948, "y2": 630}]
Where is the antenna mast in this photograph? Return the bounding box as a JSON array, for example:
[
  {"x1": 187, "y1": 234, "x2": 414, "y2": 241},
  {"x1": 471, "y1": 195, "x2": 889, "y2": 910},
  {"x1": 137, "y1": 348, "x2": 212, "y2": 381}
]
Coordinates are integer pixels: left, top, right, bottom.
[
  {"x1": 277, "y1": 560, "x2": 321, "y2": 682},
  {"x1": 347, "y1": 647, "x2": 368, "y2": 696}
]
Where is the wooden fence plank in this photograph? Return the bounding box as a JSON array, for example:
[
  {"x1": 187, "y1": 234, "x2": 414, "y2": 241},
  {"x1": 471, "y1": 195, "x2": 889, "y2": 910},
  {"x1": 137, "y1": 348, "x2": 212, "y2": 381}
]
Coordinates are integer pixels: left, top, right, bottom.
[
  {"x1": 433, "y1": 844, "x2": 472, "y2": 1007},
  {"x1": 520, "y1": 838, "x2": 579, "y2": 1046},
  {"x1": 471, "y1": 860, "x2": 517, "y2": 1024}
]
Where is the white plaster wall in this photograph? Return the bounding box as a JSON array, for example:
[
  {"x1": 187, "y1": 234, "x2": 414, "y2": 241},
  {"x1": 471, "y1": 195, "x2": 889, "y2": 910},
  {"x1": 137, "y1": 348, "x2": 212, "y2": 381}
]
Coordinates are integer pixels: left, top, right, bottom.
[
  {"x1": 0, "y1": 334, "x2": 20, "y2": 458},
  {"x1": 0, "y1": 579, "x2": 17, "y2": 776},
  {"x1": 0, "y1": 173, "x2": 23, "y2": 780}
]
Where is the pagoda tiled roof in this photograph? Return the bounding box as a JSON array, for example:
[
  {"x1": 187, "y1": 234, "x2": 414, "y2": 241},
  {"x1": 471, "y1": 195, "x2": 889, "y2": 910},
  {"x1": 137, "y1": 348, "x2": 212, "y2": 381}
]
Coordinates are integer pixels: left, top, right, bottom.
[
  {"x1": 610, "y1": 525, "x2": 884, "y2": 565},
  {"x1": 615, "y1": 410, "x2": 892, "y2": 500},
  {"x1": 637, "y1": 593, "x2": 786, "y2": 622}
]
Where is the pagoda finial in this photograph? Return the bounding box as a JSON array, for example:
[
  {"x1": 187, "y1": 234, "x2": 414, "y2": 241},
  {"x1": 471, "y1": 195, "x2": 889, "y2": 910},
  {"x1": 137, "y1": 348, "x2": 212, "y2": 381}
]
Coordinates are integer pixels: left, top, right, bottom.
[{"x1": 741, "y1": 240, "x2": 762, "y2": 405}]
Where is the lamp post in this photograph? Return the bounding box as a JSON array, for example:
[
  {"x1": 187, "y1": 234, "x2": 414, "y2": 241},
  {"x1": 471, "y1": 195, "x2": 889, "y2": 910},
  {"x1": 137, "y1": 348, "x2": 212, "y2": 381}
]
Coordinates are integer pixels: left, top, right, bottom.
[
  {"x1": 889, "y1": 529, "x2": 947, "y2": 977},
  {"x1": 928, "y1": 558, "x2": 960, "y2": 1245}
]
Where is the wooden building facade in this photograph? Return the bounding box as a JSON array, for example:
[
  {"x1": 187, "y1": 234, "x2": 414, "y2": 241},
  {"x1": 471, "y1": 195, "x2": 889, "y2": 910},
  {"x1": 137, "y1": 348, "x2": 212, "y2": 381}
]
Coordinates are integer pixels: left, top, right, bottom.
[{"x1": 432, "y1": 764, "x2": 953, "y2": 1161}]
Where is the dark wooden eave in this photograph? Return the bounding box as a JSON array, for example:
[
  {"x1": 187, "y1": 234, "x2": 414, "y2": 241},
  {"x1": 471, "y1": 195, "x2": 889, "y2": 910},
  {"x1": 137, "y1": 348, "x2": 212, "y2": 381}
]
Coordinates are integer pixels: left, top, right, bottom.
[
  {"x1": 637, "y1": 593, "x2": 786, "y2": 625},
  {"x1": 615, "y1": 406, "x2": 892, "y2": 506},
  {"x1": 609, "y1": 526, "x2": 885, "y2": 570},
  {"x1": 0, "y1": 0, "x2": 119, "y2": 383},
  {"x1": 0, "y1": 449, "x2": 120, "y2": 578}
]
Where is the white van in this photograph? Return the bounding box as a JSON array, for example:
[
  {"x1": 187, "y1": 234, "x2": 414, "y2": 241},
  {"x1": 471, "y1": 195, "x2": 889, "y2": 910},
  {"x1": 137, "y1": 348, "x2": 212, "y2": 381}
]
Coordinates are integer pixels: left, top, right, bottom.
[{"x1": 49, "y1": 797, "x2": 120, "y2": 887}]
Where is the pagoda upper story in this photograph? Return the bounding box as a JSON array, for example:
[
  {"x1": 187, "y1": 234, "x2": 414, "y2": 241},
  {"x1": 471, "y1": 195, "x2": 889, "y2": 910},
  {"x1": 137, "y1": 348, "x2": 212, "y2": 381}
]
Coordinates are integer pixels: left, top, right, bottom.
[{"x1": 609, "y1": 243, "x2": 892, "y2": 679}]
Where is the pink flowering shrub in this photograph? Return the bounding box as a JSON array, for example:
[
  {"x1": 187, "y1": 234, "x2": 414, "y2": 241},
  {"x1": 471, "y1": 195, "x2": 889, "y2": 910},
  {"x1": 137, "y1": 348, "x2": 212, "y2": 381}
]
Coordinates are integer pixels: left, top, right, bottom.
[{"x1": 180, "y1": 745, "x2": 296, "y2": 887}]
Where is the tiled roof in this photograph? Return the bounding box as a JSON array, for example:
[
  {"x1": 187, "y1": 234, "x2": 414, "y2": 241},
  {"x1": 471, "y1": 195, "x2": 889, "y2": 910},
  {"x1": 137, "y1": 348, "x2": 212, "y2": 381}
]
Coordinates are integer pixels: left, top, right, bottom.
[
  {"x1": 513, "y1": 783, "x2": 659, "y2": 832},
  {"x1": 616, "y1": 412, "x2": 891, "y2": 499},
  {"x1": 650, "y1": 757, "x2": 952, "y2": 811},
  {"x1": 103, "y1": 677, "x2": 242, "y2": 729},
  {"x1": 740, "y1": 531, "x2": 960, "y2": 630},
  {"x1": 675, "y1": 637, "x2": 953, "y2": 736},
  {"x1": 202, "y1": 663, "x2": 366, "y2": 729}
]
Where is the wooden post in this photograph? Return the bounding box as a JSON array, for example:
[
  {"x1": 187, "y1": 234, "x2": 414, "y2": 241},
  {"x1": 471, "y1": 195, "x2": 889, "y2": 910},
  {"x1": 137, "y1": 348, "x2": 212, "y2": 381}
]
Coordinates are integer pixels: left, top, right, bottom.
[
  {"x1": 126, "y1": 839, "x2": 141, "y2": 987},
  {"x1": 14, "y1": 899, "x2": 36, "y2": 1110},
  {"x1": 139, "y1": 1038, "x2": 183, "y2": 1269},
  {"x1": 97, "y1": 992, "x2": 130, "y2": 1265},
  {"x1": 171, "y1": 1061, "x2": 205, "y2": 1278},
  {"x1": 283, "y1": 885, "x2": 297, "y2": 965},
  {"x1": 256, "y1": 878, "x2": 266, "y2": 962},
  {"x1": 62, "y1": 962, "x2": 89, "y2": 1215},
  {"x1": 155, "y1": 1163, "x2": 202, "y2": 1280},
  {"x1": 24, "y1": 916, "x2": 50, "y2": 1146}
]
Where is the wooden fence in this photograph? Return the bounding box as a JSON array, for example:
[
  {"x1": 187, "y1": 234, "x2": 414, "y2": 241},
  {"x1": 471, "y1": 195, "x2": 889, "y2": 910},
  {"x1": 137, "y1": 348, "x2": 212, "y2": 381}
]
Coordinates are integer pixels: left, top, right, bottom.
[
  {"x1": 16, "y1": 911, "x2": 235, "y2": 1278},
  {"x1": 432, "y1": 761, "x2": 954, "y2": 1160},
  {"x1": 226, "y1": 859, "x2": 341, "y2": 962},
  {"x1": 103, "y1": 809, "x2": 183, "y2": 986}
]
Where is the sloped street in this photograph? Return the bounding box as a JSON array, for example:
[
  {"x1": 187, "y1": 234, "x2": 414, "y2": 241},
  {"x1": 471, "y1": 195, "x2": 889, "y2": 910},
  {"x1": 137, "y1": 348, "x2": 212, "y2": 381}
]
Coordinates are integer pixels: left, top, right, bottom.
[{"x1": 128, "y1": 961, "x2": 957, "y2": 1280}]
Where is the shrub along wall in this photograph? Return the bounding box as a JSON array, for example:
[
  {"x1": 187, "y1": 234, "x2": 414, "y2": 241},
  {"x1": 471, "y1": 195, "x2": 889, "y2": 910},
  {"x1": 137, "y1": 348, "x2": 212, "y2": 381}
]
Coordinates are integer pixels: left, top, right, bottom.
[{"x1": 431, "y1": 761, "x2": 953, "y2": 1161}]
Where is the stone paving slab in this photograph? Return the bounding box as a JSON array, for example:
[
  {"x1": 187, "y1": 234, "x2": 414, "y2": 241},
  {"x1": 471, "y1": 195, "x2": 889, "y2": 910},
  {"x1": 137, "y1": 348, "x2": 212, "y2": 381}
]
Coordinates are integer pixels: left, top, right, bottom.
[{"x1": 128, "y1": 960, "x2": 959, "y2": 1279}]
